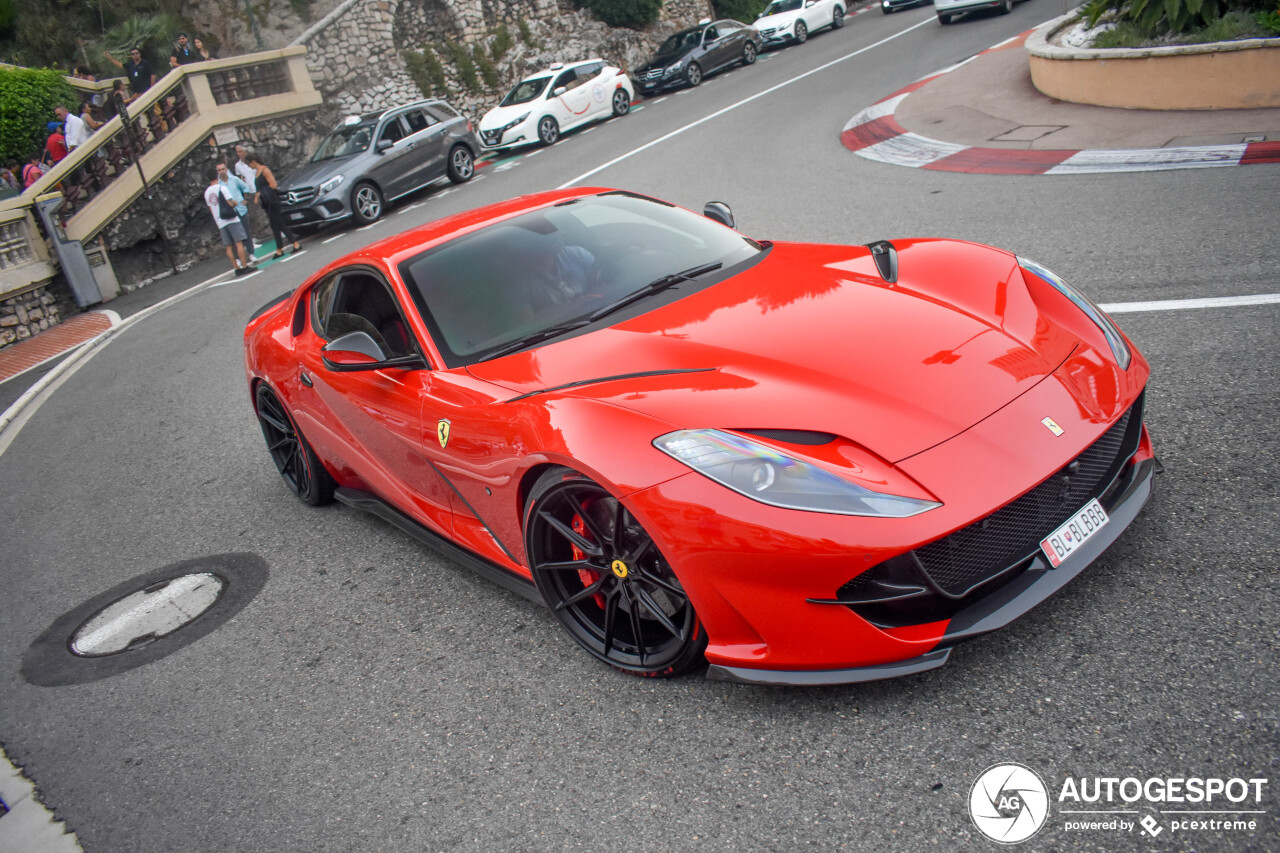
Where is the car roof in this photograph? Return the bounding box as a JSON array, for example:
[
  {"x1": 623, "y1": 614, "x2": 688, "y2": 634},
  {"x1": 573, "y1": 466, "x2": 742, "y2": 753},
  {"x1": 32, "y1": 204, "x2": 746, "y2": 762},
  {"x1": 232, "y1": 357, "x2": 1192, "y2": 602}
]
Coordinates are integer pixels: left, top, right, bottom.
[
  {"x1": 518, "y1": 59, "x2": 606, "y2": 84},
  {"x1": 346, "y1": 99, "x2": 454, "y2": 126}
]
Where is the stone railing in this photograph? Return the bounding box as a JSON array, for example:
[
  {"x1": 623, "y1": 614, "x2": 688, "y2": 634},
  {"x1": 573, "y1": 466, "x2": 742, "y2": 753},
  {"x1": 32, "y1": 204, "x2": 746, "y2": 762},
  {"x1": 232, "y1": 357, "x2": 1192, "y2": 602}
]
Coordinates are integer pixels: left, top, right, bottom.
[{"x1": 0, "y1": 47, "x2": 322, "y2": 303}]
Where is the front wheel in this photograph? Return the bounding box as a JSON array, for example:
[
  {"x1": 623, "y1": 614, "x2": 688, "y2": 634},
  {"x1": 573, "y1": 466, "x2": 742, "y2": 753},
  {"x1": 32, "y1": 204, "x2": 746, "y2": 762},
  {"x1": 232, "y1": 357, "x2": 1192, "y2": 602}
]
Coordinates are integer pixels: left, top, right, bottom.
[
  {"x1": 794, "y1": 20, "x2": 808, "y2": 43},
  {"x1": 255, "y1": 384, "x2": 334, "y2": 506},
  {"x1": 999, "y1": 0, "x2": 1013, "y2": 11},
  {"x1": 350, "y1": 181, "x2": 383, "y2": 224},
  {"x1": 938, "y1": 11, "x2": 953, "y2": 23},
  {"x1": 611, "y1": 88, "x2": 631, "y2": 117},
  {"x1": 832, "y1": 6, "x2": 845, "y2": 27},
  {"x1": 446, "y1": 145, "x2": 474, "y2": 183},
  {"x1": 525, "y1": 467, "x2": 707, "y2": 677},
  {"x1": 742, "y1": 41, "x2": 758, "y2": 65},
  {"x1": 685, "y1": 62, "x2": 703, "y2": 87},
  {"x1": 537, "y1": 115, "x2": 559, "y2": 146}
]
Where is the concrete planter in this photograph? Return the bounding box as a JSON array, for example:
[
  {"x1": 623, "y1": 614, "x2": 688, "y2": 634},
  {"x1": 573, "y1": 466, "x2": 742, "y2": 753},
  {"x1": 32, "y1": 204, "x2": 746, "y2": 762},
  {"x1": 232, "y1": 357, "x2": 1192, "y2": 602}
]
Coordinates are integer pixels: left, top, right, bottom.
[{"x1": 1027, "y1": 13, "x2": 1280, "y2": 110}]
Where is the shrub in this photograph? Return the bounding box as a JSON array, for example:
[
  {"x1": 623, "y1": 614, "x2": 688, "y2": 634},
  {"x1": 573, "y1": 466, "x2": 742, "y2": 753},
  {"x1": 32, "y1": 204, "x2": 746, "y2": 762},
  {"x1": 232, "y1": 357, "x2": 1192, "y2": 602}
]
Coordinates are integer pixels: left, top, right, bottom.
[
  {"x1": 517, "y1": 20, "x2": 542, "y2": 50},
  {"x1": 0, "y1": 66, "x2": 77, "y2": 164},
  {"x1": 402, "y1": 47, "x2": 449, "y2": 97},
  {"x1": 579, "y1": 0, "x2": 664, "y2": 29},
  {"x1": 1083, "y1": 0, "x2": 1276, "y2": 35},
  {"x1": 442, "y1": 41, "x2": 480, "y2": 93},
  {"x1": 473, "y1": 45, "x2": 500, "y2": 90},
  {"x1": 490, "y1": 24, "x2": 514, "y2": 62},
  {"x1": 713, "y1": 0, "x2": 770, "y2": 23}
]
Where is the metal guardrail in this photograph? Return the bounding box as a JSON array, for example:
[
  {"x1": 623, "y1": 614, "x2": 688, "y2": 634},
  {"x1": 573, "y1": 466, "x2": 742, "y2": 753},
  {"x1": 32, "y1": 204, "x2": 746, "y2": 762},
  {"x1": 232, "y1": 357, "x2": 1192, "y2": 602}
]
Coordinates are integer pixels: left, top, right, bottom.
[{"x1": 0, "y1": 47, "x2": 321, "y2": 301}]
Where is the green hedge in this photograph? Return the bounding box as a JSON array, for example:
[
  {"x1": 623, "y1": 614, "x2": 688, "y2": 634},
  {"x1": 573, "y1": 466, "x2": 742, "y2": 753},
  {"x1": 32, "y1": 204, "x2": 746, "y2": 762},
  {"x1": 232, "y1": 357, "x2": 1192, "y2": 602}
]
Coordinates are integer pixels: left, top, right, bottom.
[
  {"x1": 0, "y1": 66, "x2": 76, "y2": 164},
  {"x1": 579, "y1": 0, "x2": 663, "y2": 29}
]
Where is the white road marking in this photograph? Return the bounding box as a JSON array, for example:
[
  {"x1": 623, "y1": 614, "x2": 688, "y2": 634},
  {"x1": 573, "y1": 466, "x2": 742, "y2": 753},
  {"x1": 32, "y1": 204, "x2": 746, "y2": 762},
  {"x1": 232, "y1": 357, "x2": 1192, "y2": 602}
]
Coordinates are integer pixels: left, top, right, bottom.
[
  {"x1": 1101, "y1": 294, "x2": 1280, "y2": 313},
  {"x1": 281, "y1": 249, "x2": 306, "y2": 263},
  {"x1": 322, "y1": 233, "x2": 345, "y2": 244},
  {"x1": 398, "y1": 203, "x2": 424, "y2": 214},
  {"x1": 560, "y1": 16, "x2": 936, "y2": 188}
]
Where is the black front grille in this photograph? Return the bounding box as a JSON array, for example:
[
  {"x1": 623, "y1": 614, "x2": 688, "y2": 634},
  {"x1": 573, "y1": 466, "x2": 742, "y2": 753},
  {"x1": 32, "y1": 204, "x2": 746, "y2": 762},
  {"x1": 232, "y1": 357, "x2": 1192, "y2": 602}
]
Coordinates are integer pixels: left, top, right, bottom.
[{"x1": 835, "y1": 393, "x2": 1145, "y2": 622}]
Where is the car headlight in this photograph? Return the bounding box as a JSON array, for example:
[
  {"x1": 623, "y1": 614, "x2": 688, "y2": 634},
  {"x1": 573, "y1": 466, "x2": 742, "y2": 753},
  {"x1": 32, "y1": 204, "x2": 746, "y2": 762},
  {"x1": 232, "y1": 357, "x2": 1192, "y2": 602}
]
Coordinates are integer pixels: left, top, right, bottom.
[
  {"x1": 499, "y1": 113, "x2": 529, "y2": 133},
  {"x1": 1018, "y1": 257, "x2": 1132, "y2": 369},
  {"x1": 654, "y1": 430, "x2": 941, "y2": 518},
  {"x1": 318, "y1": 174, "x2": 344, "y2": 196},
  {"x1": 778, "y1": 20, "x2": 793, "y2": 30},
  {"x1": 664, "y1": 61, "x2": 684, "y2": 75}
]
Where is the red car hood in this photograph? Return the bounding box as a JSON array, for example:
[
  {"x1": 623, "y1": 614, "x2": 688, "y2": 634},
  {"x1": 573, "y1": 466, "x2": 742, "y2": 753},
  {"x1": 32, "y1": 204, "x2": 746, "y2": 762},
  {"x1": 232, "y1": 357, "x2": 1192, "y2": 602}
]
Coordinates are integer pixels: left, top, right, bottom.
[{"x1": 467, "y1": 240, "x2": 1078, "y2": 463}]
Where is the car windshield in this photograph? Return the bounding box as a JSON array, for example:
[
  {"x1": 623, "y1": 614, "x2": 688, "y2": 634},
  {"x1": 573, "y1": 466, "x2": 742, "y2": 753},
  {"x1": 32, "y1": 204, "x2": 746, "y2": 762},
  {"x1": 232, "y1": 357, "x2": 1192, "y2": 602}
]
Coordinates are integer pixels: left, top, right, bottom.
[
  {"x1": 657, "y1": 29, "x2": 702, "y2": 54},
  {"x1": 399, "y1": 193, "x2": 764, "y2": 367},
  {"x1": 311, "y1": 122, "x2": 376, "y2": 162},
  {"x1": 762, "y1": 0, "x2": 803, "y2": 12},
  {"x1": 500, "y1": 76, "x2": 551, "y2": 107}
]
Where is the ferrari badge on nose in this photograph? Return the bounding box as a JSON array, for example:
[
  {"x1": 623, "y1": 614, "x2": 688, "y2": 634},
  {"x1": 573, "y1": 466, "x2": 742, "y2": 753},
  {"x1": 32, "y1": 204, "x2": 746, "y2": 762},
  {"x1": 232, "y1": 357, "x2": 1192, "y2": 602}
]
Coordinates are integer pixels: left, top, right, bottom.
[{"x1": 1041, "y1": 417, "x2": 1065, "y2": 436}]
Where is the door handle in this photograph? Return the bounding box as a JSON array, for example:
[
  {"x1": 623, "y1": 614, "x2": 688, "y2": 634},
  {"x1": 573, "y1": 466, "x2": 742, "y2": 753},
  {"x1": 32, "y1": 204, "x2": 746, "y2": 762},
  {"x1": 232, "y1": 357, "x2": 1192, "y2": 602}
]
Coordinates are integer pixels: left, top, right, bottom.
[
  {"x1": 406, "y1": 142, "x2": 416, "y2": 150},
  {"x1": 300, "y1": 369, "x2": 313, "y2": 387}
]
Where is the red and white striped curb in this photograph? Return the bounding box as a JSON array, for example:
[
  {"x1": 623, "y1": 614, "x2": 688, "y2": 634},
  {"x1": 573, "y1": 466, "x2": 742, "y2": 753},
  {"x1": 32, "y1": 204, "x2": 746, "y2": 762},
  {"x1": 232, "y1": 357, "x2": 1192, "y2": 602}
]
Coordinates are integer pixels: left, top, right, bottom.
[
  {"x1": 0, "y1": 310, "x2": 118, "y2": 385},
  {"x1": 841, "y1": 54, "x2": 1280, "y2": 175}
]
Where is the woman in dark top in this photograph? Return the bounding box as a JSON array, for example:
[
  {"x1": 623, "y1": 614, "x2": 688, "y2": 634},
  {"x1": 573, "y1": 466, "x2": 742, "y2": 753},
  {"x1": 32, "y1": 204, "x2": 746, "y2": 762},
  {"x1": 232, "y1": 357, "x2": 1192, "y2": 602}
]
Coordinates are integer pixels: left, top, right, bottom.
[{"x1": 246, "y1": 154, "x2": 301, "y2": 256}]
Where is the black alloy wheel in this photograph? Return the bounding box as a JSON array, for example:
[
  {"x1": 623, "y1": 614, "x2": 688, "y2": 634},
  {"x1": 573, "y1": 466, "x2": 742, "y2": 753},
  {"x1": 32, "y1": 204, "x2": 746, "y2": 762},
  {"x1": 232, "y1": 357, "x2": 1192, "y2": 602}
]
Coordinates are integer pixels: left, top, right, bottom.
[
  {"x1": 938, "y1": 11, "x2": 953, "y2": 22},
  {"x1": 685, "y1": 62, "x2": 703, "y2": 87},
  {"x1": 538, "y1": 115, "x2": 560, "y2": 145},
  {"x1": 351, "y1": 181, "x2": 383, "y2": 225},
  {"x1": 833, "y1": 6, "x2": 845, "y2": 26},
  {"x1": 611, "y1": 88, "x2": 631, "y2": 117},
  {"x1": 254, "y1": 384, "x2": 334, "y2": 506},
  {"x1": 742, "y1": 41, "x2": 758, "y2": 65},
  {"x1": 525, "y1": 468, "x2": 707, "y2": 677},
  {"x1": 447, "y1": 145, "x2": 474, "y2": 183},
  {"x1": 794, "y1": 20, "x2": 808, "y2": 43}
]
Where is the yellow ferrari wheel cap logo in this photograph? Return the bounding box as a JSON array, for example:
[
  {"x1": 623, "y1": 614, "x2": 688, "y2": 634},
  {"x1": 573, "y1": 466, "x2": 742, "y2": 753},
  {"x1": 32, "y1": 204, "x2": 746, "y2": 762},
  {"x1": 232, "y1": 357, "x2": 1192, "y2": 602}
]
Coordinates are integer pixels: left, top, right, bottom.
[
  {"x1": 611, "y1": 560, "x2": 629, "y2": 579},
  {"x1": 1041, "y1": 417, "x2": 1064, "y2": 437},
  {"x1": 437, "y1": 419, "x2": 451, "y2": 448}
]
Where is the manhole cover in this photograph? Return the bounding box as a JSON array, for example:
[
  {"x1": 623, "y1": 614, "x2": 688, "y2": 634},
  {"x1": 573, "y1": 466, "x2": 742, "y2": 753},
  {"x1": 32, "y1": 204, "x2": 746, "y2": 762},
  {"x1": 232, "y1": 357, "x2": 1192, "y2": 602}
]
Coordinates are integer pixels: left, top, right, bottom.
[
  {"x1": 22, "y1": 553, "x2": 269, "y2": 687},
  {"x1": 70, "y1": 573, "x2": 226, "y2": 656}
]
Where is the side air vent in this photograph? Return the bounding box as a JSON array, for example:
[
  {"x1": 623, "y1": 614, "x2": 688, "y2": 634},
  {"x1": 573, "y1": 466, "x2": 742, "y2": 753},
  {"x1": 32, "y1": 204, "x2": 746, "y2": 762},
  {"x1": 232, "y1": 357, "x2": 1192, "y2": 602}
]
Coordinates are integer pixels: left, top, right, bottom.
[{"x1": 866, "y1": 240, "x2": 898, "y2": 283}]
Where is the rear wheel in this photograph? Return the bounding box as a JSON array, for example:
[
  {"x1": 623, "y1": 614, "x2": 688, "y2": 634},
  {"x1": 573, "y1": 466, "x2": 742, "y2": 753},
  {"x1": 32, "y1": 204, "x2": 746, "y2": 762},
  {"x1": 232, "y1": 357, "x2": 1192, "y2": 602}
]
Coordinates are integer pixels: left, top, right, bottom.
[
  {"x1": 255, "y1": 384, "x2": 334, "y2": 506},
  {"x1": 938, "y1": 11, "x2": 953, "y2": 23},
  {"x1": 794, "y1": 20, "x2": 808, "y2": 43},
  {"x1": 611, "y1": 88, "x2": 631, "y2": 117},
  {"x1": 537, "y1": 115, "x2": 559, "y2": 146},
  {"x1": 446, "y1": 145, "x2": 474, "y2": 183},
  {"x1": 685, "y1": 62, "x2": 703, "y2": 87},
  {"x1": 999, "y1": 0, "x2": 1013, "y2": 11},
  {"x1": 832, "y1": 6, "x2": 845, "y2": 27},
  {"x1": 525, "y1": 467, "x2": 707, "y2": 677}
]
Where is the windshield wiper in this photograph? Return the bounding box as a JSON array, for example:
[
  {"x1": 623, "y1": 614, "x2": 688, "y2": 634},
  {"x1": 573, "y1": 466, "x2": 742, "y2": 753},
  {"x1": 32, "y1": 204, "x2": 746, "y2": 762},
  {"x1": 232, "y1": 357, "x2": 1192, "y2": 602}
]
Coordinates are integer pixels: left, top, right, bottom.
[
  {"x1": 478, "y1": 318, "x2": 594, "y2": 362},
  {"x1": 588, "y1": 262, "x2": 723, "y2": 323}
]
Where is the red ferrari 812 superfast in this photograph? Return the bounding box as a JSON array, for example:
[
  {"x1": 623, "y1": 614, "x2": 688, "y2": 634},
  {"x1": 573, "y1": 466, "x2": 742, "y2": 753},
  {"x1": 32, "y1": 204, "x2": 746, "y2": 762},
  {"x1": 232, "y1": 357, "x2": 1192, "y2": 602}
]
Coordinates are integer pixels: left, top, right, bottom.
[{"x1": 244, "y1": 188, "x2": 1157, "y2": 685}]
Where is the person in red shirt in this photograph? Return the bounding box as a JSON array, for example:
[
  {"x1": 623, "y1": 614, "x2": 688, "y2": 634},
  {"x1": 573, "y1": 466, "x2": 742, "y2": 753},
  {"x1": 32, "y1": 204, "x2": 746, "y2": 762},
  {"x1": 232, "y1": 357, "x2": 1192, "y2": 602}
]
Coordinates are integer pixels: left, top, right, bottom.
[{"x1": 44, "y1": 123, "x2": 68, "y2": 164}]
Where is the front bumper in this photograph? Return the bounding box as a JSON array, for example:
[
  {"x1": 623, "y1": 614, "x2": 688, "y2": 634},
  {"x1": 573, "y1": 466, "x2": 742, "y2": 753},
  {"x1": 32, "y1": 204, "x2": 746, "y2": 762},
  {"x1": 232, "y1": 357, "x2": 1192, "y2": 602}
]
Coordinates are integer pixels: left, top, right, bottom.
[
  {"x1": 280, "y1": 196, "x2": 351, "y2": 227},
  {"x1": 708, "y1": 453, "x2": 1157, "y2": 685}
]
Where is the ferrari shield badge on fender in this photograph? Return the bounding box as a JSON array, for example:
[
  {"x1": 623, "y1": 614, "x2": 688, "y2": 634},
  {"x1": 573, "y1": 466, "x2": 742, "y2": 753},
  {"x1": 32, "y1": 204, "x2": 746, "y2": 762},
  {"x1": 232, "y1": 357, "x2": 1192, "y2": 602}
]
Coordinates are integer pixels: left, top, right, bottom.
[
  {"x1": 1041, "y1": 417, "x2": 1065, "y2": 436},
  {"x1": 437, "y1": 419, "x2": 451, "y2": 448}
]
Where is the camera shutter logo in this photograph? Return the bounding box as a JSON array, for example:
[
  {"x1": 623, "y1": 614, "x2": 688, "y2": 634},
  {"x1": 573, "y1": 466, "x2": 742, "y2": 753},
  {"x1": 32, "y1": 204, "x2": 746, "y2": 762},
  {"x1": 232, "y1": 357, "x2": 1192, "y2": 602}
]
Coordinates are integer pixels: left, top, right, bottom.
[{"x1": 969, "y1": 763, "x2": 1050, "y2": 844}]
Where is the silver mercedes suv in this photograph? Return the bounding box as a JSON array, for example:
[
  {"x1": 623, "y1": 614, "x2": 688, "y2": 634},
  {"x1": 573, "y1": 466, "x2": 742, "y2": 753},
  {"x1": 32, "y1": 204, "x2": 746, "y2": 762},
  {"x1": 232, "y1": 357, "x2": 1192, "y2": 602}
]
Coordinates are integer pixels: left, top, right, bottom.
[{"x1": 278, "y1": 99, "x2": 481, "y2": 230}]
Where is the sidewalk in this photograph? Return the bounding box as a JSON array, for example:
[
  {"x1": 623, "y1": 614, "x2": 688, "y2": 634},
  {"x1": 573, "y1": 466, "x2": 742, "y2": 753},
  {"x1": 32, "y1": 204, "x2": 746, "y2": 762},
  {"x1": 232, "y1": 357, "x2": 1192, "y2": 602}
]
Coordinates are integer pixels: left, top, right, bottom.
[{"x1": 842, "y1": 30, "x2": 1280, "y2": 173}]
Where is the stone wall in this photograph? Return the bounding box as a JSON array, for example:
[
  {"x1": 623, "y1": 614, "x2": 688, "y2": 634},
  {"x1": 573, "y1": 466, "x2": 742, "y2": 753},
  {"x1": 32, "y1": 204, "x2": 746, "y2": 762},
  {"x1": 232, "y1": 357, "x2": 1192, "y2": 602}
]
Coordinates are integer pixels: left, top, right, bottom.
[{"x1": 1, "y1": 284, "x2": 71, "y2": 348}]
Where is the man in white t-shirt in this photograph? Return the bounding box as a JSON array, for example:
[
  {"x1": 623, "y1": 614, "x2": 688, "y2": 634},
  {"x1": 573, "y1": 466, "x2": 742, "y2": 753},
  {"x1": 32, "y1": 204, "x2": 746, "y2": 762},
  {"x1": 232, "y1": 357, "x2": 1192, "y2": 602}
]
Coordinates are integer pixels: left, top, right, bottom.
[
  {"x1": 233, "y1": 145, "x2": 258, "y2": 254},
  {"x1": 56, "y1": 106, "x2": 90, "y2": 151},
  {"x1": 205, "y1": 167, "x2": 252, "y2": 275}
]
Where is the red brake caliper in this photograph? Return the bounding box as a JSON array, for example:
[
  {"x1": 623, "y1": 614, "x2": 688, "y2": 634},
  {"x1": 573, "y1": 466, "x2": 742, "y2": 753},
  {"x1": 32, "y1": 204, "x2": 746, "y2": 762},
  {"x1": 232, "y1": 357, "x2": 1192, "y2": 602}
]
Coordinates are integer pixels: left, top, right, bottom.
[{"x1": 572, "y1": 506, "x2": 606, "y2": 610}]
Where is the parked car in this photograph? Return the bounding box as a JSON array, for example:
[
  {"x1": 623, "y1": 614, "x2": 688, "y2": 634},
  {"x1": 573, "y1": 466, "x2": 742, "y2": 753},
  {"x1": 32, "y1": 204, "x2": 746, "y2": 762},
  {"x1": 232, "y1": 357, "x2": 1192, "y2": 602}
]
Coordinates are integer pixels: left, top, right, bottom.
[
  {"x1": 881, "y1": 0, "x2": 932, "y2": 12},
  {"x1": 753, "y1": 0, "x2": 845, "y2": 46},
  {"x1": 244, "y1": 187, "x2": 1156, "y2": 685},
  {"x1": 478, "y1": 59, "x2": 635, "y2": 150},
  {"x1": 634, "y1": 19, "x2": 761, "y2": 95},
  {"x1": 935, "y1": 0, "x2": 1017, "y2": 23},
  {"x1": 277, "y1": 99, "x2": 481, "y2": 230}
]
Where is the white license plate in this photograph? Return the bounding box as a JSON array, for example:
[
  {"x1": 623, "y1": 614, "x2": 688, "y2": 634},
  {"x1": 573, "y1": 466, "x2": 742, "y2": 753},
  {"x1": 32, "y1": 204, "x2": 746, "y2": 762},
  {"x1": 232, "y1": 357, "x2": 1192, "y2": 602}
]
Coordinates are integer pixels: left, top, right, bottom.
[
  {"x1": 288, "y1": 212, "x2": 304, "y2": 220},
  {"x1": 1040, "y1": 498, "x2": 1109, "y2": 568}
]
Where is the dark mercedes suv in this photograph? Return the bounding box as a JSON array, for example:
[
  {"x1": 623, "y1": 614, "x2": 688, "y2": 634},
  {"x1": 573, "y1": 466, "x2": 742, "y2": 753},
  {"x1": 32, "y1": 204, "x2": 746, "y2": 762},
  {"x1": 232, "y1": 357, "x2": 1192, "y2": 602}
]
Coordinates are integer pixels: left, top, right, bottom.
[{"x1": 278, "y1": 99, "x2": 481, "y2": 230}]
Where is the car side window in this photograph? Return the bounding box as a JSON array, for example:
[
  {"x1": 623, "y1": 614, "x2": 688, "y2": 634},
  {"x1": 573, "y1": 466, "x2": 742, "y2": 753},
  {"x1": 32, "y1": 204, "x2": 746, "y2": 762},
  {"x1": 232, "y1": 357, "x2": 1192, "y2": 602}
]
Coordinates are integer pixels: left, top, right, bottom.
[
  {"x1": 310, "y1": 275, "x2": 339, "y2": 336},
  {"x1": 403, "y1": 108, "x2": 434, "y2": 134},
  {"x1": 552, "y1": 69, "x2": 577, "y2": 92},
  {"x1": 705, "y1": 26, "x2": 720, "y2": 42},
  {"x1": 379, "y1": 116, "x2": 406, "y2": 145},
  {"x1": 578, "y1": 62, "x2": 603, "y2": 80},
  {"x1": 320, "y1": 271, "x2": 417, "y2": 360}
]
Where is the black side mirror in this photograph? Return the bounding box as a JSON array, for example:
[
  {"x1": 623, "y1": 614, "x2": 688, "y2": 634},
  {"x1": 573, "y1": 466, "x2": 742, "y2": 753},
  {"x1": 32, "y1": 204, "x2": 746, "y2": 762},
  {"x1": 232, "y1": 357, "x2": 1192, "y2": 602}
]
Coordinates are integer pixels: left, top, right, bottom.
[{"x1": 703, "y1": 201, "x2": 735, "y2": 229}]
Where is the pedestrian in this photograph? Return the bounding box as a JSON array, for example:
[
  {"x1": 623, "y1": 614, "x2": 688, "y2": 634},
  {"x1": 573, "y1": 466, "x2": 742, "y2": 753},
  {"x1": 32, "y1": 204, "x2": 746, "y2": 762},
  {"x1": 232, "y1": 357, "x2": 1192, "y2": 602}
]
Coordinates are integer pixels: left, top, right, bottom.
[
  {"x1": 246, "y1": 153, "x2": 301, "y2": 257},
  {"x1": 56, "y1": 105, "x2": 90, "y2": 152},
  {"x1": 0, "y1": 160, "x2": 18, "y2": 189},
  {"x1": 215, "y1": 160, "x2": 256, "y2": 263},
  {"x1": 23, "y1": 153, "x2": 45, "y2": 189},
  {"x1": 102, "y1": 46, "x2": 155, "y2": 100},
  {"x1": 192, "y1": 37, "x2": 217, "y2": 61},
  {"x1": 44, "y1": 122, "x2": 68, "y2": 165},
  {"x1": 79, "y1": 100, "x2": 104, "y2": 132},
  {"x1": 232, "y1": 147, "x2": 258, "y2": 255},
  {"x1": 206, "y1": 166, "x2": 252, "y2": 275},
  {"x1": 170, "y1": 32, "x2": 200, "y2": 67}
]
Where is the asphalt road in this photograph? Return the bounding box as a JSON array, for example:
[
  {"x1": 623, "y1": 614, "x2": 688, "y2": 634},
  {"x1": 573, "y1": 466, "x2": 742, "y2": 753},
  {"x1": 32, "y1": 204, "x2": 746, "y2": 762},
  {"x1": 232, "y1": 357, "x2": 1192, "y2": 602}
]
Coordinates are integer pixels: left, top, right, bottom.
[{"x1": 2, "y1": 5, "x2": 1278, "y2": 852}]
